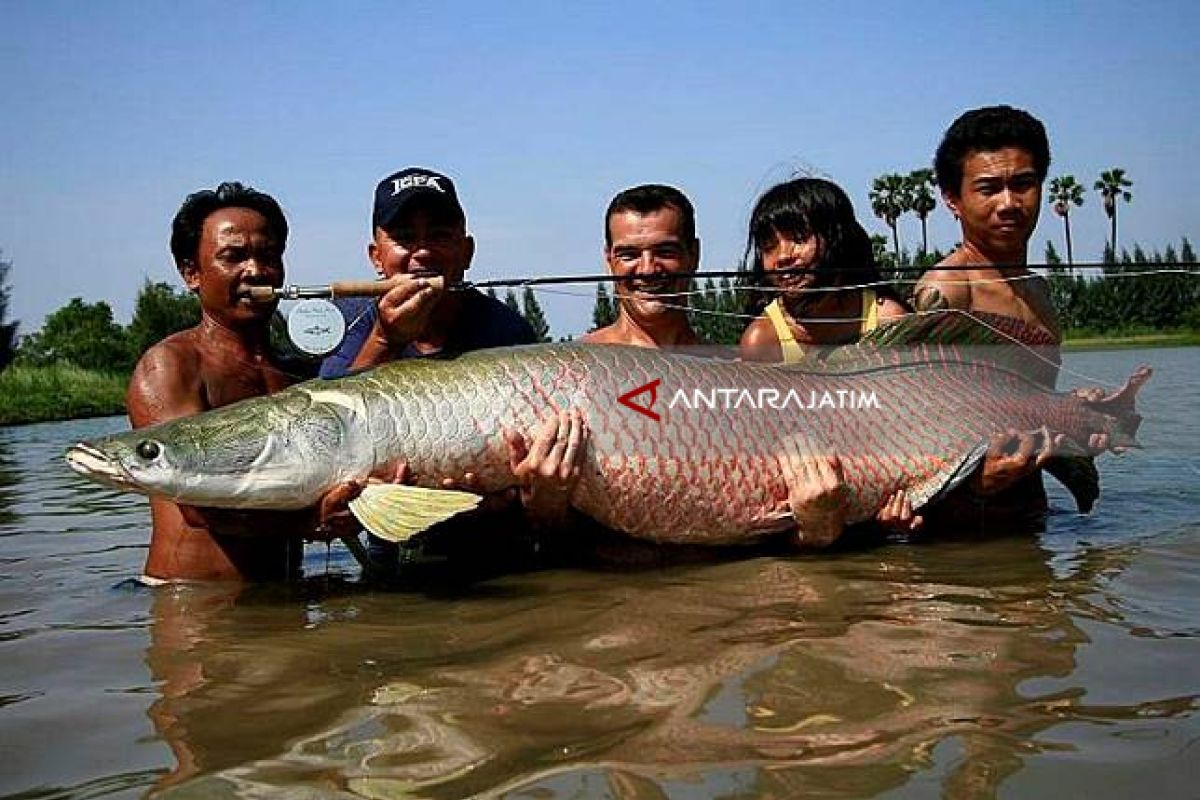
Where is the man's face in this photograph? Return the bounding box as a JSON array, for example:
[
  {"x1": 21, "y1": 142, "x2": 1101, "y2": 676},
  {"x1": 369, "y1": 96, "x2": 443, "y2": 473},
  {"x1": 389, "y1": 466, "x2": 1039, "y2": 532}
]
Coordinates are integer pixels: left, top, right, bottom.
[
  {"x1": 605, "y1": 206, "x2": 699, "y2": 320},
  {"x1": 183, "y1": 207, "x2": 284, "y2": 328},
  {"x1": 944, "y1": 147, "x2": 1042, "y2": 258},
  {"x1": 369, "y1": 203, "x2": 474, "y2": 284}
]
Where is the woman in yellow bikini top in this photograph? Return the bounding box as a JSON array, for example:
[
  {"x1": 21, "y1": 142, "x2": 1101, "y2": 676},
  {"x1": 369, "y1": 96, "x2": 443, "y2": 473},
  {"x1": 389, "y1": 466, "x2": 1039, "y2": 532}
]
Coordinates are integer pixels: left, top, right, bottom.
[{"x1": 739, "y1": 178, "x2": 909, "y2": 363}]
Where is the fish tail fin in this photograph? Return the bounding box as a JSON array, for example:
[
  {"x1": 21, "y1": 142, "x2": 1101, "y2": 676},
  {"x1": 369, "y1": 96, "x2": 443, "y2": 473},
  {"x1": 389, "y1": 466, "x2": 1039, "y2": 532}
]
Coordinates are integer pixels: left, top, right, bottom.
[
  {"x1": 1082, "y1": 364, "x2": 1152, "y2": 446},
  {"x1": 1043, "y1": 455, "x2": 1100, "y2": 513}
]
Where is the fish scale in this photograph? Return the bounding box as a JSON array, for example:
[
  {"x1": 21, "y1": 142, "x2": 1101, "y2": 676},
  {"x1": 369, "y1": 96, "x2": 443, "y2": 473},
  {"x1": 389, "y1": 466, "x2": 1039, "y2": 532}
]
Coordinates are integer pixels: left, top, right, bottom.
[{"x1": 66, "y1": 314, "x2": 1147, "y2": 546}]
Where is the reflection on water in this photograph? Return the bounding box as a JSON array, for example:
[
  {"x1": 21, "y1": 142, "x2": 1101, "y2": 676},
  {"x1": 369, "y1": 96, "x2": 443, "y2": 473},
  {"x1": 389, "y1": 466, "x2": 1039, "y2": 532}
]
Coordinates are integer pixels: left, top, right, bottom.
[
  {"x1": 0, "y1": 430, "x2": 16, "y2": 526},
  {"x1": 1, "y1": 347, "x2": 1198, "y2": 799},
  {"x1": 144, "y1": 534, "x2": 1199, "y2": 799}
]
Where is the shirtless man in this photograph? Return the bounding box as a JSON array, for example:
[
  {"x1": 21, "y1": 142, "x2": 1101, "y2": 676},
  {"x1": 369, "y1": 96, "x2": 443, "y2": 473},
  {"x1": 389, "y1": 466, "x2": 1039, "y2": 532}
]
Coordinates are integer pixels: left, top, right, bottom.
[
  {"x1": 577, "y1": 185, "x2": 899, "y2": 546},
  {"x1": 584, "y1": 184, "x2": 703, "y2": 349},
  {"x1": 913, "y1": 106, "x2": 1083, "y2": 525},
  {"x1": 127, "y1": 182, "x2": 338, "y2": 581},
  {"x1": 914, "y1": 105, "x2": 1060, "y2": 343}
]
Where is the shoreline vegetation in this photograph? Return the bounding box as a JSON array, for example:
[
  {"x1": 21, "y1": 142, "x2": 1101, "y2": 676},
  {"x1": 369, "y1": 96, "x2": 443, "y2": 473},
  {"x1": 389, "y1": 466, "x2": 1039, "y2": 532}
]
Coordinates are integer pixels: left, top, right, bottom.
[
  {"x1": 0, "y1": 364, "x2": 128, "y2": 426},
  {"x1": 1, "y1": 331, "x2": 1195, "y2": 427}
]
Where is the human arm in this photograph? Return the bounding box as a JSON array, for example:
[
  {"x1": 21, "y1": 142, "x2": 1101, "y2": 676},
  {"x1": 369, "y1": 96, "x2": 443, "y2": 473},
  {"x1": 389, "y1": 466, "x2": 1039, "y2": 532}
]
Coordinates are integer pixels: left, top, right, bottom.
[
  {"x1": 877, "y1": 296, "x2": 911, "y2": 322},
  {"x1": 739, "y1": 317, "x2": 784, "y2": 363},
  {"x1": 349, "y1": 276, "x2": 444, "y2": 370}
]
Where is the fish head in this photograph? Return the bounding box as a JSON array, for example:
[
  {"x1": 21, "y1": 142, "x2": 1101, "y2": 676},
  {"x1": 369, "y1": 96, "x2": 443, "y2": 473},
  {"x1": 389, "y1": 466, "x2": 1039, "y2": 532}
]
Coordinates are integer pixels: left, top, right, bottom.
[{"x1": 66, "y1": 391, "x2": 350, "y2": 509}]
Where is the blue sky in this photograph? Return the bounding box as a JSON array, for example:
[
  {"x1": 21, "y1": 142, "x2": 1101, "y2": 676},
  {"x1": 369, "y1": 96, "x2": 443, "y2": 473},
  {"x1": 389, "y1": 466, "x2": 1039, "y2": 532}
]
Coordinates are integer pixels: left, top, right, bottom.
[{"x1": 2, "y1": 1, "x2": 1196, "y2": 338}]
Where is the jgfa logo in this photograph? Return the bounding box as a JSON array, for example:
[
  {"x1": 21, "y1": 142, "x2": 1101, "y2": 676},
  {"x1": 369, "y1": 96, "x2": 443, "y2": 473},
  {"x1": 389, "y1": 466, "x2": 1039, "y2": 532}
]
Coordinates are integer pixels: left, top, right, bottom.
[{"x1": 617, "y1": 379, "x2": 662, "y2": 422}]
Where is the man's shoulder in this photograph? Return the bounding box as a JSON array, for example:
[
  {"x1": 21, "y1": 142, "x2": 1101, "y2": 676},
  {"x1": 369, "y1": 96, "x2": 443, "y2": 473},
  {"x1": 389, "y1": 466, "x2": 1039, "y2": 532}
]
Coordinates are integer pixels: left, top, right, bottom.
[
  {"x1": 581, "y1": 325, "x2": 617, "y2": 344},
  {"x1": 127, "y1": 328, "x2": 206, "y2": 426},
  {"x1": 914, "y1": 262, "x2": 973, "y2": 311},
  {"x1": 132, "y1": 328, "x2": 202, "y2": 382}
]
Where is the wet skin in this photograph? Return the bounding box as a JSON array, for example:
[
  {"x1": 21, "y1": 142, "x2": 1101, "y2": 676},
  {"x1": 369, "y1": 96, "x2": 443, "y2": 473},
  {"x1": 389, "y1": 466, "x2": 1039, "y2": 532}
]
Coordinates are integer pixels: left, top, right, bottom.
[
  {"x1": 584, "y1": 207, "x2": 702, "y2": 349},
  {"x1": 740, "y1": 229, "x2": 907, "y2": 362},
  {"x1": 127, "y1": 207, "x2": 338, "y2": 581},
  {"x1": 914, "y1": 147, "x2": 1060, "y2": 341}
]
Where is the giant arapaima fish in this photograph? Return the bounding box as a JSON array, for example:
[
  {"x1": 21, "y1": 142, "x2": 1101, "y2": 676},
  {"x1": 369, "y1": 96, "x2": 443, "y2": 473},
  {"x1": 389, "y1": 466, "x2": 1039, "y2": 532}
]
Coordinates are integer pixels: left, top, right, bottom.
[{"x1": 66, "y1": 312, "x2": 1149, "y2": 545}]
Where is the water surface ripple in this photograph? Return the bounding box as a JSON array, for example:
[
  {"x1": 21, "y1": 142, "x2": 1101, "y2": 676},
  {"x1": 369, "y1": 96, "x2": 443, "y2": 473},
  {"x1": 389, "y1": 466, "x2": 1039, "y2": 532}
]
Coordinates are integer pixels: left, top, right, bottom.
[{"x1": 0, "y1": 348, "x2": 1197, "y2": 799}]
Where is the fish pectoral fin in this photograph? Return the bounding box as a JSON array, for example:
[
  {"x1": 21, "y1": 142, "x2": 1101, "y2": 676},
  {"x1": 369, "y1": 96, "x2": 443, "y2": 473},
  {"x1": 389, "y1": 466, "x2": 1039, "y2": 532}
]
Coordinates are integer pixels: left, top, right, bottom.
[
  {"x1": 1043, "y1": 455, "x2": 1100, "y2": 513},
  {"x1": 347, "y1": 484, "x2": 482, "y2": 543}
]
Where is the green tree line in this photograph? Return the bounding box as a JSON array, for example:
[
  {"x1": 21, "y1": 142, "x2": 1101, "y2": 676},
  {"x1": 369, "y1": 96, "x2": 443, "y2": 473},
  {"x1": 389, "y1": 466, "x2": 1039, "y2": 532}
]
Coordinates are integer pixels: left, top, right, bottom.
[
  {"x1": 0, "y1": 251, "x2": 16, "y2": 372},
  {"x1": 870, "y1": 166, "x2": 1137, "y2": 265},
  {"x1": 16, "y1": 280, "x2": 200, "y2": 373},
  {"x1": 587, "y1": 239, "x2": 1199, "y2": 342},
  {"x1": 1046, "y1": 238, "x2": 1200, "y2": 335}
]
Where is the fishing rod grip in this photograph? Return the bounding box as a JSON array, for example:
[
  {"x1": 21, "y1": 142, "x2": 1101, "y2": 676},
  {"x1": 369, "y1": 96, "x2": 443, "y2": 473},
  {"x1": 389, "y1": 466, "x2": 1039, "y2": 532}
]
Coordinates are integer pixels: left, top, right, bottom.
[
  {"x1": 244, "y1": 276, "x2": 449, "y2": 303},
  {"x1": 329, "y1": 276, "x2": 447, "y2": 297},
  {"x1": 328, "y1": 280, "x2": 394, "y2": 298}
]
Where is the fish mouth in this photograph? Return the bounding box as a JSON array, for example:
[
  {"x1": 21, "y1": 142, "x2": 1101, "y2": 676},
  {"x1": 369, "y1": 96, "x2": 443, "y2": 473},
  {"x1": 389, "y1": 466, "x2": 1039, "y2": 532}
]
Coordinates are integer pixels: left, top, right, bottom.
[{"x1": 65, "y1": 442, "x2": 136, "y2": 490}]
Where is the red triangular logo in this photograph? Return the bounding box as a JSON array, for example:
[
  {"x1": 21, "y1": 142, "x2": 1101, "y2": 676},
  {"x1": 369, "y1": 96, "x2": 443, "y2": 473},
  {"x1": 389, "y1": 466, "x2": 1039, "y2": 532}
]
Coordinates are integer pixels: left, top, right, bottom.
[{"x1": 618, "y1": 378, "x2": 662, "y2": 422}]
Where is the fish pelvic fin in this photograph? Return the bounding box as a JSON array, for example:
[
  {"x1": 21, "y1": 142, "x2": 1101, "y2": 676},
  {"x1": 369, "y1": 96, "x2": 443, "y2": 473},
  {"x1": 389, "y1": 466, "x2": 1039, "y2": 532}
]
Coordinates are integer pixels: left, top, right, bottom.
[
  {"x1": 348, "y1": 484, "x2": 482, "y2": 543},
  {"x1": 1043, "y1": 455, "x2": 1100, "y2": 513}
]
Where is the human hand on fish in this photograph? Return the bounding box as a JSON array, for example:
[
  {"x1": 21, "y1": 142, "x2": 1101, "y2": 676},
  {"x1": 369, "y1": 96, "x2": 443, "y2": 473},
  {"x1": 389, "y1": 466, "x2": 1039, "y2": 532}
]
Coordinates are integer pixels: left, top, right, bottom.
[
  {"x1": 972, "y1": 426, "x2": 1064, "y2": 495},
  {"x1": 314, "y1": 459, "x2": 515, "y2": 535},
  {"x1": 505, "y1": 409, "x2": 589, "y2": 528},
  {"x1": 778, "y1": 442, "x2": 849, "y2": 549},
  {"x1": 1069, "y1": 387, "x2": 1128, "y2": 454},
  {"x1": 875, "y1": 490, "x2": 925, "y2": 535},
  {"x1": 311, "y1": 461, "x2": 426, "y2": 542}
]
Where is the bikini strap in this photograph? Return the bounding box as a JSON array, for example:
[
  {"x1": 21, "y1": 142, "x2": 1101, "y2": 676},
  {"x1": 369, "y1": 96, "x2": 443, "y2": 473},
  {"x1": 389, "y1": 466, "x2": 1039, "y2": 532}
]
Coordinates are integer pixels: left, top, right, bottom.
[{"x1": 765, "y1": 298, "x2": 805, "y2": 363}]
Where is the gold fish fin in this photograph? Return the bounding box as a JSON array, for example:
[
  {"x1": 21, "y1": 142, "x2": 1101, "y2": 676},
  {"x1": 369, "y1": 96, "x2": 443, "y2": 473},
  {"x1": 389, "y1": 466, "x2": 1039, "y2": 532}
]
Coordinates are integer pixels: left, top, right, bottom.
[{"x1": 348, "y1": 484, "x2": 482, "y2": 543}]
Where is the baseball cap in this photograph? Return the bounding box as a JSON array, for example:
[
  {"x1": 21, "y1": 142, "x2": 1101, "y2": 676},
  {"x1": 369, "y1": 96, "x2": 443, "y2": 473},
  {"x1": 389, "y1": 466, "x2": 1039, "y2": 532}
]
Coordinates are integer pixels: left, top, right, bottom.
[{"x1": 372, "y1": 167, "x2": 464, "y2": 230}]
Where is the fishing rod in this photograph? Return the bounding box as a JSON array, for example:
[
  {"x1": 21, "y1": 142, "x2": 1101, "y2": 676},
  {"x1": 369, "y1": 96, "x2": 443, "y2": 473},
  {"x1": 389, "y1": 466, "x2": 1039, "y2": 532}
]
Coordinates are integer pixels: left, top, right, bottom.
[{"x1": 247, "y1": 262, "x2": 1200, "y2": 302}]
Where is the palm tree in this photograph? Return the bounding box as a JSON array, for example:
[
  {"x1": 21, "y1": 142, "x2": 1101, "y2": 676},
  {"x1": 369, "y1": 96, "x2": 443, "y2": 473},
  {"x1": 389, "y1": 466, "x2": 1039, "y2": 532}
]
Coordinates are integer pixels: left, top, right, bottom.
[
  {"x1": 1094, "y1": 168, "x2": 1133, "y2": 255},
  {"x1": 1047, "y1": 175, "x2": 1085, "y2": 269},
  {"x1": 869, "y1": 173, "x2": 913, "y2": 260},
  {"x1": 908, "y1": 169, "x2": 937, "y2": 257}
]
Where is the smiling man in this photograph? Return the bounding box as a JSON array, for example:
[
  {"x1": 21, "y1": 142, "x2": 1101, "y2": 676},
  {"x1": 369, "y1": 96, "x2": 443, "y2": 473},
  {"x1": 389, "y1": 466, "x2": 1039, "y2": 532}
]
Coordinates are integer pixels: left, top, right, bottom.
[
  {"x1": 583, "y1": 184, "x2": 703, "y2": 348},
  {"x1": 320, "y1": 167, "x2": 535, "y2": 377},
  {"x1": 914, "y1": 105, "x2": 1060, "y2": 342}
]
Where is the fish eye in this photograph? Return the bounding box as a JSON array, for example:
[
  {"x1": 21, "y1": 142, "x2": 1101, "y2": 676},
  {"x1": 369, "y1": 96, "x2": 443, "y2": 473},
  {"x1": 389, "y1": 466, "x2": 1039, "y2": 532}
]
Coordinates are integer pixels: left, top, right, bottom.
[{"x1": 136, "y1": 440, "x2": 161, "y2": 461}]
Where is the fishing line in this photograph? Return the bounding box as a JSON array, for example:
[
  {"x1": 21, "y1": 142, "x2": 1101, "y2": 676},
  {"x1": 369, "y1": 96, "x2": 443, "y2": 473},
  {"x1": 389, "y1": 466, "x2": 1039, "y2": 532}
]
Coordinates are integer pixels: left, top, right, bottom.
[
  {"x1": 528, "y1": 268, "x2": 1200, "y2": 322},
  {"x1": 461, "y1": 261, "x2": 1200, "y2": 291},
  {"x1": 227, "y1": 265, "x2": 1198, "y2": 382}
]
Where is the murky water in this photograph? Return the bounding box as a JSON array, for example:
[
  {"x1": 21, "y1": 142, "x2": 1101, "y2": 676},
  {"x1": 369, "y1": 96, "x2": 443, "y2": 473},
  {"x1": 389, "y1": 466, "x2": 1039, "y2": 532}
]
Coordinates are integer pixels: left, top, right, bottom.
[{"x1": 2, "y1": 348, "x2": 1198, "y2": 799}]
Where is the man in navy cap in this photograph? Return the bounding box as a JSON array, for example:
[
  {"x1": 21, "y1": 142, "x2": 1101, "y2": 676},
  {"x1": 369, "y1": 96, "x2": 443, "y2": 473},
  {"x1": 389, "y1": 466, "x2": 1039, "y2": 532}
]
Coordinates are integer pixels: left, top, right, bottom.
[
  {"x1": 320, "y1": 167, "x2": 535, "y2": 377},
  {"x1": 321, "y1": 168, "x2": 585, "y2": 576}
]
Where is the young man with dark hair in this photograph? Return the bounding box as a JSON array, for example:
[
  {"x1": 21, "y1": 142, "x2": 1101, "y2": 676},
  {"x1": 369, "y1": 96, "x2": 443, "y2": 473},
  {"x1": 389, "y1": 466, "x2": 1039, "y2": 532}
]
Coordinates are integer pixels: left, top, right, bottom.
[
  {"x1": 914, "y1": 106, "x2": 1075, "y2": 527},
  {"x1": 127, "y1": 182, "x2": 339, "y2": 581},
  {"x1": 584, "y1": 184, "x2": 704, "y2": 348},
  {"x1": 915, "y1": 105, "x2": 1060, "y2": 343}
]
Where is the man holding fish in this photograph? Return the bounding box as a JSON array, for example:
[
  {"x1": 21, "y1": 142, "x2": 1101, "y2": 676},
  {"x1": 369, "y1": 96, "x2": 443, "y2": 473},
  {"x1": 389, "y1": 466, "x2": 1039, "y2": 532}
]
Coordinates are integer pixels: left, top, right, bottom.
[
  {"x1": 96, "y1": 106, "x2": 1137, "y2": 583},
  {"x1": 125, "y1": 182, "x2": 351, "y2": 581}
]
